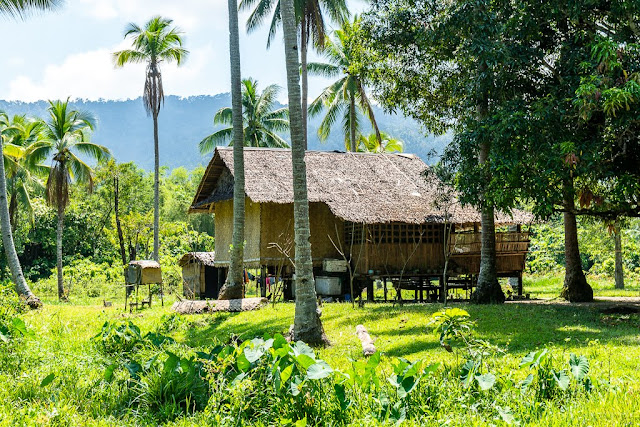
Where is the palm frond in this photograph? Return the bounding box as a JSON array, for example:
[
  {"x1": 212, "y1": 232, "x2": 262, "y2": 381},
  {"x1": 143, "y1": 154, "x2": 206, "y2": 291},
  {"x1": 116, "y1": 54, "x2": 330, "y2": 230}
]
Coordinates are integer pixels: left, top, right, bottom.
[
  {"x1": 0, "y1": 0, "x2": 62, "y2": 19},
  {"x1": 213, "y1": 107, "x2": 233, "y2": 125},
  {"x1": 307, "y1": 61, "x2": 340, "y2": 78},
  {"x1": 72, "y1": 141, "x2": 110, "y2": 162},
  {"x1": 113, "y1": 49, "x2": 148, "y2": 66},
  {"x1": 199, "y1": 127, "x2": 233, "y2": 154}
]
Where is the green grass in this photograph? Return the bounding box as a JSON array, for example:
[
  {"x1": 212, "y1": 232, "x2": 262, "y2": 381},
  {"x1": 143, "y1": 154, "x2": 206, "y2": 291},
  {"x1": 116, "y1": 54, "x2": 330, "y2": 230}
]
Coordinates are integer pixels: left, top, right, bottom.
[
  {"x1": 524, "y1": 272, "x2": 640, "y2": 298},
  {"x1": 1, "y1": 294, "x2": 640, "y2": 425}
]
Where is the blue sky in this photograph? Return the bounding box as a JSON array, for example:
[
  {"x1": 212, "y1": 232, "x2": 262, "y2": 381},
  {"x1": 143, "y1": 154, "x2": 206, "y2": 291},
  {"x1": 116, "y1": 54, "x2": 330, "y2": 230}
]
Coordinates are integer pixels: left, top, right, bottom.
[{"x1": 0, "y1": 0, "x2": 367, "y2": 102}]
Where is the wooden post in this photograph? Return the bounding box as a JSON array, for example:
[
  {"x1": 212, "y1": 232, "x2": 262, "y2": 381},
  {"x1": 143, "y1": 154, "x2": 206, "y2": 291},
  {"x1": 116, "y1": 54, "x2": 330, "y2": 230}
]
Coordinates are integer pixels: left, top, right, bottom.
[
  {"x1": 367, "y1": 278, "x2": 374, "y2": 302},
  {"x1": 518, "y1": 272, "x2": 523, "y2": 297},
  {"x1": 260, "y1": 266, "x2": 267, "y2": 298}
]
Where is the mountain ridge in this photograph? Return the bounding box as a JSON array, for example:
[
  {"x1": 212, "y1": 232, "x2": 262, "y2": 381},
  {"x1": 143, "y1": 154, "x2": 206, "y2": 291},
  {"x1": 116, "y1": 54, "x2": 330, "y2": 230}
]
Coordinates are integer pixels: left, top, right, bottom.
[{"x1": 0, "y1": 95, "x2": 450, "y2": 170}]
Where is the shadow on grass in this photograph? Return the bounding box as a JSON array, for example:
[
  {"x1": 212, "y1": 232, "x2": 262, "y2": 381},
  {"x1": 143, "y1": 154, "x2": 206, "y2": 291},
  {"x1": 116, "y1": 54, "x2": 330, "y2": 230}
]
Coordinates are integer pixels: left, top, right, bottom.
[{"x1": 182, "y1": 312, "x2": 291, "y2": 348}]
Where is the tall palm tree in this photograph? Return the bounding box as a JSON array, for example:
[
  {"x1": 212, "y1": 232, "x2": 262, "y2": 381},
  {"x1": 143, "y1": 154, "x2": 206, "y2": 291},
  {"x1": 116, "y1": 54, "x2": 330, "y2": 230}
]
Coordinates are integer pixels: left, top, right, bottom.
[
  {"x1": 199, "y1": 78, "x2": 290, "y2": 153},
  {"x1": 218, "y1": 0, "x2": 247, "y2": 300},
  {"x1": 2, "y1": 115, "x2": 47, "y2": 231},
  {"x1": 27, "y1": 100, "x2": 110, "y2": 301},
  {"x1": 0, "y1": 0, "x2": 63, "y2": 308},
  {"x1": 308, "y1": 18, "x2": 381, "y2": 152},
  {"x1": 240, "y1": 0, "x2": 349, "y2": 149},
  {"x1": 113, "y1": 16, "x2": 188, "y2": 262},
  {"x1": 281, "y1": 0, "x2": 327, "y2": 344},
  {"x1": 357, "y1": 131, "x2": 403, "y2": 153}
]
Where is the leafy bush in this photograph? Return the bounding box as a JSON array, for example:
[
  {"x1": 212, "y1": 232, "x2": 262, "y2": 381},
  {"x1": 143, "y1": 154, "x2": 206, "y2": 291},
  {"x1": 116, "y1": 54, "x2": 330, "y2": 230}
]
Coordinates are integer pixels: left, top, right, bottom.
[
  {"x1": 93, "y1": 320, "x2": 175, "y2": 355},
  {"x1": 0, "y1": 283, "x2": 30, "y2": 344}
]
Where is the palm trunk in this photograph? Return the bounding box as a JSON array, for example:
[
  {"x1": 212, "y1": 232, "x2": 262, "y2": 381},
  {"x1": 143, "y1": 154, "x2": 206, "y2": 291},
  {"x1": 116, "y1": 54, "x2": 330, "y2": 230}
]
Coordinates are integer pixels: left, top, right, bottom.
[
  {"x1": 56, "y1": 205, "x2": 65, "y2": 301},
  {"x1": 349, "y1": 94, "x2": 356, "y2": 152},
  {"x1": 472, "y1": 67, "x2": 504, "y2": 304},
  {"x1": 614, "y1": 220, "x2": 624, "y2": 289},
  {"x1": 560, "y1": 178, "x2": 593, "y2": 302},
  {"x1": 0, "y1": 138, "x2": 40, "y2": 308},
  {"x1": 218, "y1": 0, "x2": 246, "y2": 300},
  {"x1": 9, "y1": 193, "x2": 17, "y2": 233},
  {"x1": 114, "y1": 176, "x2": 127, "y2": 266},
  {"x1": 301, "y1": 16, "x2": 309, "y2": 150},
  {"x1": 282, "y1": 0, "x2": 327, "y2": 345},
  {"x1": 152, "y1": 112, "x2": 160, "y2": 262}
]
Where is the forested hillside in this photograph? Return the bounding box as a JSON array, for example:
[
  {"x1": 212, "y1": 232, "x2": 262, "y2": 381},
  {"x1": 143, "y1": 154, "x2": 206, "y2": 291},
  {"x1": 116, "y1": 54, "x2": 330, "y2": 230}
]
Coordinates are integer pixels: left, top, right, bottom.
[{"x1": 0, "y1": 95, "x2": 448, "y2": 169}]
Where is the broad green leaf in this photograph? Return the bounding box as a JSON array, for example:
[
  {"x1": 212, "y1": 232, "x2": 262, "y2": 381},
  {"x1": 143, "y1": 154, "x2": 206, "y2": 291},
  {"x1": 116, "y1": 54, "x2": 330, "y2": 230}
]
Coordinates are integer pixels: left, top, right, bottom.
[
  {"x1": 11, "y1": 317, "x2": 28, "y2": 336},
  {"x1": 296, "y1": 354, "x2": 317, "y2": 370},
  {"x1": 104, "y1": 363, "x2": 117, "y2": 382},
  {"x1": 273, "y1": 334, "x2": 288, "y2": 350},
  {"x1": 280, "y1": 364, "x2": 294, "y2": 384},
  {"x1": 307, "y1": 361, "x2": 333, "y2": 380},
  {"x1": 569, "y1": 354, "x2": 589, "y2": 381},
  {"x1": 334, "y1": 383, "x2": 348, "y2": 410},
  {"x1": 520, "y1": 373, "x2": 533, "y2": 394},
  {"x1": 125, "y1": 361, "x2": 142, "y2": 378},
  {"x1": 245, "y1": 343, "x2": 266, "y2": 363},
  {"x1": 164, "y1": 352, "x2": 180, "y2": 373},
  {"x1": 292, "y1": 341, "x2": 315, "y2": 359},
  {"x1": 553, "y1": 370, "x2": 570, "y2": 391},
  {"x1": 237, "y1": 353, "x2": 251, "y2": 372},
  {"x1": 40, "y1": 373, "x2": 55, "y2": 387},
  {"x1": 476, "y1": 373, "x2": 496, "y2": 391}
]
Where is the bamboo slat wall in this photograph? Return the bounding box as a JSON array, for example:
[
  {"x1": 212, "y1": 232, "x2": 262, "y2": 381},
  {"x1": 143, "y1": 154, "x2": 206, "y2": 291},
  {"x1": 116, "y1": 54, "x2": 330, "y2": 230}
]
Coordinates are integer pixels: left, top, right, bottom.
[{"x1": 449, "y1": 232, "x2": 530, "y2": 255}]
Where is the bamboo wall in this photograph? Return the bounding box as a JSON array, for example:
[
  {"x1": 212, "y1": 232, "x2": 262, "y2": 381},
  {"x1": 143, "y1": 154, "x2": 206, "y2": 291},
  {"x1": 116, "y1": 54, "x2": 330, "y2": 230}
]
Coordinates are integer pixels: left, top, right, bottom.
[
  {"x1": 181, "y1": 263, "x2": 202, "y2": 298},
  {"x1": 259, "y1": 202, "x2": 342, "y2": 267},
  {"x1": 213, "y1": 198, "x2": 261, "y2": 266},
  {"x1": 352, "y1": 223, "x2": 447, "y2": 275}
]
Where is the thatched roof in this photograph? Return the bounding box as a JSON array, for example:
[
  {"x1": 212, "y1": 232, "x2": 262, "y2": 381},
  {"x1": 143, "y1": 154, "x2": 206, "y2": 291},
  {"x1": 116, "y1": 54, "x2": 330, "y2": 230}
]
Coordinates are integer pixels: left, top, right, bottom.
[
  {"x1": 128, "y1": 260, "x2": 161, "y2": 270},
  {"x1": 190, "y1": 147, "x2": 532, "y2": 225},
  {"x1": 179, "y1": 252, "x2": 216, "y2": 267}
]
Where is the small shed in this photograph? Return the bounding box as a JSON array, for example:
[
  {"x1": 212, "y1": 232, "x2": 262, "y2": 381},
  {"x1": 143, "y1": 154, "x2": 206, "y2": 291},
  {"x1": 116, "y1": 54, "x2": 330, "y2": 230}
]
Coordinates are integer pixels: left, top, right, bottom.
[
  {"x1": 179, "y1": 252, "x2": 224, "y2": 300},
  {"x1": 124, "y1": 260, "x2": 163, "y2": 310}
]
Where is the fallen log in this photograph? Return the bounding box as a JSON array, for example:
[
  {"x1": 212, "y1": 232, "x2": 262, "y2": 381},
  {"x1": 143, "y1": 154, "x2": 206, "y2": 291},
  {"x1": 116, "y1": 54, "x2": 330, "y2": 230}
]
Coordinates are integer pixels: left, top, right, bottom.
[
  {"x1": 356, "y1": 324, "x2": 376, "y2": 356},
  {"x1": 172, "y1": 297, "x2": 268, "y2": 315}
]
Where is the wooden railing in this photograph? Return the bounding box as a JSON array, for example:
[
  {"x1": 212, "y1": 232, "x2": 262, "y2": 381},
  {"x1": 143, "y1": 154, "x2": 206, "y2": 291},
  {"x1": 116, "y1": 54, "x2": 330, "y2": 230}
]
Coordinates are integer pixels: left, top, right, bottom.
[{"x1": 449, "y1": 232, "x2": 530, "y2": 256}]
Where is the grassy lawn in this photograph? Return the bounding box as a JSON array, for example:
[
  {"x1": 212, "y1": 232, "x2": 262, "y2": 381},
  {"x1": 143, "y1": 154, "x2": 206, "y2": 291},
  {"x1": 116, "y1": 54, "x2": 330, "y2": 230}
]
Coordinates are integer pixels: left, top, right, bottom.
[
  {"x1": 1, "y1": 290, "x2": 640, "y2": 425},
  {"x1": 524, "y1": 272, "x2": 640, "y2": 298}
]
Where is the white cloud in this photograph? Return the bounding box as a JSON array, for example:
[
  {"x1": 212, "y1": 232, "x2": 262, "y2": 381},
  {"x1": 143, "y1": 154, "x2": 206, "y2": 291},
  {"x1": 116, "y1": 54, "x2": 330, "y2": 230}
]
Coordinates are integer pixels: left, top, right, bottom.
[
  {"x1": 7, "y1": 41, "x2": 226, "y2": 101},
  {"x1": 78, "y1": 0, "x2": 227, "y2": 32}
]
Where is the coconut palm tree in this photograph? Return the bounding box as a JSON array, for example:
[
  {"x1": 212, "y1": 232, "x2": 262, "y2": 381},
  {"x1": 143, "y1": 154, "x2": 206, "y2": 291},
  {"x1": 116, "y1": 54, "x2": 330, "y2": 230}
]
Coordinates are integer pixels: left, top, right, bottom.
[
  {"x1": 280, "y1": 0, "x2": 327, "y2": 344},
  {"x1": 357, "y1": 131, "x2": 403, "y2": 153},
  {"x1": 113, "y1": 16, "x2": 188, "y2": 262},
  {"x1": 218, "y1": 0, "x2": 247, "y2": 300},
  {"x1": 27, "y1": 100, "x2": 110, "y2": 301},
  {"x1": 2, "y1": 115, "x2": 47, "y2": 231},
  {"x1": 239, "y1": 0, "x2": 349, "y2": 149},
  {"x1": 0, "y1": 0, "x2": 63, "y2": 308},
  {"x1": 308, "y1": 18, "x2": 381, "y2": 152},
  {"x1": 199, "y1": 79, "x2": 290, "y2": 153}
]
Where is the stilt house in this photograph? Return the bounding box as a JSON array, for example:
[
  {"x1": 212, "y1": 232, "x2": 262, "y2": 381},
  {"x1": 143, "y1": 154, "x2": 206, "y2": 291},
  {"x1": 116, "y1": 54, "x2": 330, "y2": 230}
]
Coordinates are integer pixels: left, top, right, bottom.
[{"x1": 190, "y1": 147, "x2": 532, "y2": 300}]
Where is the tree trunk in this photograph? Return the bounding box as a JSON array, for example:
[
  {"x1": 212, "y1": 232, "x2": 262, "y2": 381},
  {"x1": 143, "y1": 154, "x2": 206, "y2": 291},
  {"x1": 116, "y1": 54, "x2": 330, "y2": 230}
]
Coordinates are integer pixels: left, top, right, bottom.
[
  {"x1": 152, "y1": 112, "x2": 160, "y2": 262},
  {"x1": 472, "y1": 64, "x2": 504, "y2": 304},
  {"x1": 349, "y1": 94, "x2": 356, "y2": 152},
  {"x1": 560, "y1": 179, "x2": 593, "y2": 302},
  {"x1": 56, "y1": 205, "x2": 66, "y2": 301},
  {"x1": 114, "y1": 176, "x2": 127, "y2": 266},
  {"x1": 301, "y1": 16, "x2": 309, "y2": 150},
  {"x1": 614, "y1": 220, "x2": 624, "y2": 289},
  {"x1": 218, "y1": 0, "x2": 246, "y2": 300},
  {"x1": 9, "y1": 192, "x2": 17, "y2": 233},
  {"x1": 281, "y1": 0, "x2": 327, "y2": 345},
  {"x1": 0, "y1": 138, "x2": 40, "y2": 308}
]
